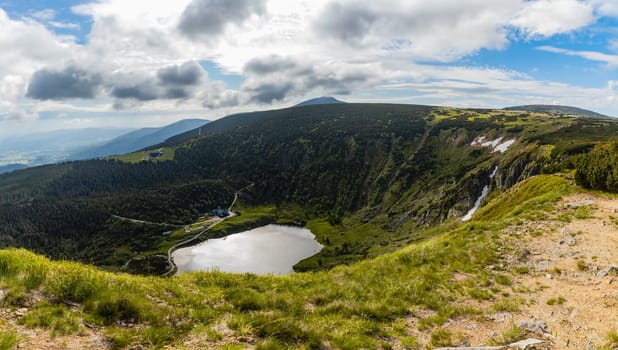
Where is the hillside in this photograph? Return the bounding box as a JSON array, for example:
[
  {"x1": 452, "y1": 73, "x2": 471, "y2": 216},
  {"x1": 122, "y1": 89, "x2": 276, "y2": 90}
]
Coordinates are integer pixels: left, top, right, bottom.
[
  {"x1": 71, "y1": 119, "x2": 208, "y2": 160},
  {"x1": 504, "y1": 105, "x2": 611, "y2": 119},
  {"x1": 1, "y1": 174, "x2": 617, "y2": 349},
  {"x1": 0, "y1": 164, "x2": 28, "y2": 175},
  {"x1": 3, "y1": 104, "x2": 618, "y2": 276}
]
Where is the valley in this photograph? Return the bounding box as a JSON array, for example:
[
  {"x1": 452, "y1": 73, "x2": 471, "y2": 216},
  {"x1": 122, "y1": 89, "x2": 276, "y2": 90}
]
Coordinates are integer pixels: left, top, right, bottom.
[
  {"x1": 1, "y1": 103, "x2": 618, "y2": 349},
  {"x1": 1, "y1": 174, "x2": 617, "y2": 349}
]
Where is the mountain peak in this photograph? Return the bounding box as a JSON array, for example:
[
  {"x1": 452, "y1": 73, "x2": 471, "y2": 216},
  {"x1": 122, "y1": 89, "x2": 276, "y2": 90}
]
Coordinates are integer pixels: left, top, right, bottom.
[{"x1": 294, "y1": 96, "x2": 346, "y2": 107}]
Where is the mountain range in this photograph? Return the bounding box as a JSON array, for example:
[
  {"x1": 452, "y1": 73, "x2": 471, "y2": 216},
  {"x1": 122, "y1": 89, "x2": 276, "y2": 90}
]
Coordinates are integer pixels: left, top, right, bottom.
[{"x1": 71, "y1": 118, "x2": 209, "y2": 160}]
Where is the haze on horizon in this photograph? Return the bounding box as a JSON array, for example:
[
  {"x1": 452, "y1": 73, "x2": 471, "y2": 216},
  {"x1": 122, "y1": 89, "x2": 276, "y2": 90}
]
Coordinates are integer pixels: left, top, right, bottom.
[{"x1": 1, "y1": 0, "x2": 618, "y2": 138}]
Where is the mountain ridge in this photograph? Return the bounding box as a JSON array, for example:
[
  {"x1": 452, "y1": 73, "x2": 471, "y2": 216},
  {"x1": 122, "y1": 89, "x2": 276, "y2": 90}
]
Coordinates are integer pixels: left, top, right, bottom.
[
  {"x1": 71, "y1": 118, "x2": 209, "y2": 160},
  {"x1": 504, "y1": 104, "x2": 611, "y2": 119}
]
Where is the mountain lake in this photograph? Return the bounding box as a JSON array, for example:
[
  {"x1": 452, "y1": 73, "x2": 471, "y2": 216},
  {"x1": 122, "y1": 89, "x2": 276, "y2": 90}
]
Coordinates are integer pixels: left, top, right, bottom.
[{"x1": 173, "y1": 224, "x2": 323, "y2": 275}]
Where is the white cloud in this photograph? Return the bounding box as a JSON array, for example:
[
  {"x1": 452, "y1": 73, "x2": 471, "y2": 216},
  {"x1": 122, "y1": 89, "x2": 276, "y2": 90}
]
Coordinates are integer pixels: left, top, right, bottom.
[
  {"x1": 48, "y1": 21, "x2": 80, "y2": 30},
  {"x1": 2, "y1": 109, "x2": 39, "y2": 122},
  {"x1": 537, "y1": 45, "x2": 618, "y2": 66},
  {"x1": 589, "y1": 0, "x2": 618, "y2": 17},
  {"x1": 30, "y1": 9, "x2": 55, "y2": 21},
  {"x1": 510, "y1": 0, "x2": 595, "y2": 38}
]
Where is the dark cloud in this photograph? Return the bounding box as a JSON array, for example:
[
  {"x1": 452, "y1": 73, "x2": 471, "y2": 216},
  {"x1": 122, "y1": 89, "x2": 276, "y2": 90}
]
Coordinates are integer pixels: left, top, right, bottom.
[
  {"x1": 241, "y1": 55, "x2": 373, "y2": 104},
  {"x1": 179, "y1": 0, "x2": 266, "y2": 38},
  {"x1": 112, "y1": 63, "x2": 201, "y2": 102},
  {"x1": 111, "y1": 83, "x2": 159, "y2": 101},
  {"x1": 157, "y1": 61, "x2": 204, "y2": 86},
  {"x1": 27, "y1": 66, "x2": 102, "y2": 100},
  {"x1": 244, "y1": 56, "x2": 298, "y2": 75},
  {"x1": 164, "y1": 87, "x2": 191, "y2": 99},
  {"x1": 245, "y1": 82, "x2": 294, "y2": 104},
  {"x1": 314, "y1": 2, "x2": 378, "y2": 45}
]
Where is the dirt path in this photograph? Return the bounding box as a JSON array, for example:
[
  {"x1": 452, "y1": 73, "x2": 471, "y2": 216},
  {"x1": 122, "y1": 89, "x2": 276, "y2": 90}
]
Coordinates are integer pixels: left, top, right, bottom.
[
  {"x1": 162, "y1": 182, "x2": 254, "y2": 276},
  {"x1": 0, "y1": 306, "x2": 109, "y2": 349},
  {"x1": 445, "y1": 193, "x2": 618, "y2": 349}
]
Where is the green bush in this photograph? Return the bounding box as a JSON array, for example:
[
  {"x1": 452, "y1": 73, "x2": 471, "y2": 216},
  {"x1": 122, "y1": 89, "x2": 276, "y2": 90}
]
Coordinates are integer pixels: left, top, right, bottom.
[{"x1": 575, "y1": 142, "x2": 618, "y2": 192}]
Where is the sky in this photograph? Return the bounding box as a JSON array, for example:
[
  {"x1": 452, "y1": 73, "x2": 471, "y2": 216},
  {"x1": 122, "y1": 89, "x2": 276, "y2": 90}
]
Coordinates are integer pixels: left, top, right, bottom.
[{"x1": 0, "y1": 0, "x2": 618, "y2": 137}]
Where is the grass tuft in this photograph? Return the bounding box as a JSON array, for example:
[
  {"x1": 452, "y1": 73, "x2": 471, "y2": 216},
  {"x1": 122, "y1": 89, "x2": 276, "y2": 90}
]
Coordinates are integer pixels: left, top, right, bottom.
[{"x1": 0, "y1": 331, "x2": 19, "y2": 350}]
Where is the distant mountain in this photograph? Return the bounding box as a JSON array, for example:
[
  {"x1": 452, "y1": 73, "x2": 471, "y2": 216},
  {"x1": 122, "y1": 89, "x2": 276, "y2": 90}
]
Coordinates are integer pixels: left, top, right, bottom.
[
  {"x1": 504, "y1": 105, "x2": 611, "y2": 119},
  {"x1": 295, "y1": 96, "x2": 346, "y2": 107},
  {"x1": 0, "y1": 164, "x2": 28, "y2": 175},
  {"x1": 0, "y1": 128, "x2": 133, "y2": 167},
  {"x1": 72, "y1": 119, "x2": 209, "y2": 160}
]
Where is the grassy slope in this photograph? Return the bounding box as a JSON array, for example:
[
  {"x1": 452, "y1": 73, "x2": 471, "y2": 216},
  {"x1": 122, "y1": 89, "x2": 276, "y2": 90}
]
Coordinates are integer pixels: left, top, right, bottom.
[{"x1": 0, "y1": 174, "x2": 587, "y2": 349}]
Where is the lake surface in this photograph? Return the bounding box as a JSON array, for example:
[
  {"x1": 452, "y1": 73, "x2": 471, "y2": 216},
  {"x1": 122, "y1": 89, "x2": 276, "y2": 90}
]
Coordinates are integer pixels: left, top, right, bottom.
[{"x1": 173, "y1": 224, "x2": 323, "y2": 275}]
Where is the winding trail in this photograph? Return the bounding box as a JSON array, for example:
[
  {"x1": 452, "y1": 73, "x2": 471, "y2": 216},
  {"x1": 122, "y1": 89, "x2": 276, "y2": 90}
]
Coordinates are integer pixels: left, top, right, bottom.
[
  {"x1": 111, "y1": 215, "x2": 186, "y2": 228},
  {"x1": 162, "y1": 182, "x2": 254, "y2": 276}
]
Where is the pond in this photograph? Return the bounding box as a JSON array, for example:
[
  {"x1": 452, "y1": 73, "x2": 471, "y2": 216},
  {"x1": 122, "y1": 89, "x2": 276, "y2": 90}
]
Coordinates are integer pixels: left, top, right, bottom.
[{"x1": 173, "y1": 224, "x2": 323, "y2": 275}]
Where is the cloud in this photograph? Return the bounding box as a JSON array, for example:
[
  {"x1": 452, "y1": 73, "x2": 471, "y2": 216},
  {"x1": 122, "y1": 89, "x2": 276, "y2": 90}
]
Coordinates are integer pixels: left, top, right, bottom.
[
  {"x1": 111, "y1": 83, "x2": 159, "y2": 101},
  {"x1": 201, "y1": 81, "x2": 241, "y2": 109},
  {"x1": 27, "y1": 66, "x2": 103, "y2": 100},
  {"x1": 48, "y1": 21, "x2": 81, "y2": 30},
  {"x1": 537, "y1": 45, "x2": 618, "y2": 66},
  {"x1": 510, "y1": 0, "x2": 595, "y2": 38},
  {"x1": 241, "y1": 55, "x2": 376, "y2": 103},
  {"x1": 2, "y1": 109, "x2": 39, "y2": 122},
  {"x1": 590, "y1": 0, "x2": 618, "y2": 17},
  {"x1": 314, "y1": 2, "x2": 378, "y2": 45},
  {"x1": 245, "y1": 82, "x2": 295, "y2": 104},
  {"x1": 178, "y1": 0, "x2": 266, "y2": 38},
  {"x1": 244, "y1": 56, "x2": 298, "y2": 75},
  {"x1": 311, "y1": 0, "x2": 521, "y2": 61},
  {"x1": 157, "y1": 61, "x2": 204, "y2": 86},
  {"x1": 30, "y1": 9, "x2": 56, "y2": 21},
  {"x1": 111, "y1": 62, "x2": 206, "y2": 104},
  {"x1": 111, "y1": 82, "x2": 192, "y2": 103}
]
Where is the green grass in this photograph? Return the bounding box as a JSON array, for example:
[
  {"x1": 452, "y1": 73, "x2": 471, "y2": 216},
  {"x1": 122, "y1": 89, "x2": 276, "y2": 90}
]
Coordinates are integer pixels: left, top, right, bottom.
[
  {"x1": 110, "y1": 147, "x2": 176, "y2": 163},
  {"x1": 597, "y1": 331, "x2": 618, "y2": 350},
  {"x1": 491, "y1": 298, "x2": 523, "y2": 312},
  {"x1": 488, "y1": 325, "x2": 524, "y2": 345},
  {"x1": 475, "y1": 175, "x2": 572, "y2": 221},
  {"x1": 0, "y1": 331, "x2": 19, "y2": 350},
  {"x1": 428, "y1": 329, "x2": 453, "y2": 348},
  {"x1": 21, "y1": 302, "x2": 81, "y2": 335},
  {"x1": 546, "y1": 296, "x2": 566, "y2": 305}
]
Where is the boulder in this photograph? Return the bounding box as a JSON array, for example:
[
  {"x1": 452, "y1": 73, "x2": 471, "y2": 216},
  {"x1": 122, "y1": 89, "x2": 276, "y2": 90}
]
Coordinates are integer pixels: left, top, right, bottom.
[{"x1": 596, "y1": 265, "x2": 618, "y2": 278}]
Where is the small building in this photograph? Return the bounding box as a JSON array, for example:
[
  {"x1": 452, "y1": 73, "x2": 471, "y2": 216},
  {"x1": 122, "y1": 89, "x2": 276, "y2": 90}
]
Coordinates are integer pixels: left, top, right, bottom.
[
  {"x1": 210, "y1": 208, "x2": 230, "y2": 218},
  {"x1": 149, "y1": 150, "x2": 164, "y2": 158}
]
